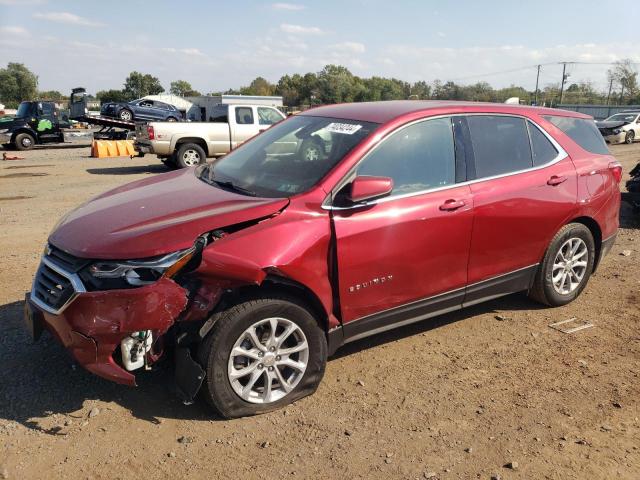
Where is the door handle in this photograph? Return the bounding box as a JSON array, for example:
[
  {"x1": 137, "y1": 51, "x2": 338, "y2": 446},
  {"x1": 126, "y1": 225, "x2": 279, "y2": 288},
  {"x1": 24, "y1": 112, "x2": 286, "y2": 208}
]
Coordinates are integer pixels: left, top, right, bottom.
[
  {"x1": 439, "y1": 199, "x2": 466, "y2": 211},
  {"x1": 547, "y1": 175, "x2": 567, "y2": 186}
]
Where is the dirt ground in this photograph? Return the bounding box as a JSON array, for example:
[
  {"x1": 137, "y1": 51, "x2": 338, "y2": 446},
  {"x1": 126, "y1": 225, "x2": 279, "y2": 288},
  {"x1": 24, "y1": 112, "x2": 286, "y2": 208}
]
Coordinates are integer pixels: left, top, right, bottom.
[{"x1": 0, "y1": 142, "x2": 638, "y2": 480}]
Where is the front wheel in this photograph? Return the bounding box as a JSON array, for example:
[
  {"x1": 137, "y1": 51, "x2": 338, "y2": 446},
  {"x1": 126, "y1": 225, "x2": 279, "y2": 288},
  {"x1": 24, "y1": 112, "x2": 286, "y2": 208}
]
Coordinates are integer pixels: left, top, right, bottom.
[
  {"x1": 166, "y1": 117, "x2": 178, "y2": 122},
  {"x1": 14, "y1": 133, "x2": 35, "y2": 151},
  {"x1": 625, "y1": 131, "x2": 635, "y2": 144},
  {"x1": 198, "y1": 296, "x2": 327, "y2": 418},
  {"x1": 529, "y1": 223, "x2": 595, "y2": 306}
]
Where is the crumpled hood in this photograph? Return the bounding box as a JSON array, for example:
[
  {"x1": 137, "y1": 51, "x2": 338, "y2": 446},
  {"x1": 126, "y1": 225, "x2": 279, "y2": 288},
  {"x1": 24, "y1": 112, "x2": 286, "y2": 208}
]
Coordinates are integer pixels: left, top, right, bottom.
[
  {"x1": 596, "y1": 120, "x2": 628, "y2": 130},
  {"x1": 49, "y1": 168, "x2": 289, "y2": 259}
]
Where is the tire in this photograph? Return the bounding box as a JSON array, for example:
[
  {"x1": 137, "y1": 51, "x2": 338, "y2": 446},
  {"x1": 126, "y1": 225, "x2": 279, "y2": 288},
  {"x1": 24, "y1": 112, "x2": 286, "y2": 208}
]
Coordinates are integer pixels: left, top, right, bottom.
[
  {"x1": 299, "y1": 137, "x2": 324, "y2": 162},
  {"x1": 119, "y1": 109, "x2": 133, "y2": 121},
  {"x1": 14, "y1": 133, "x2": 35, "y2": 151},
  {"x1": 625, "y1": 131, "x2": 635, "y2": 144},
  {"x1": 161, "y1": 155, "x2": 178, "y2": 170},
  {"x1": 166, "y1": 117, "x2": 178, "y2": 122},
  {"x1": 197, "y1": 296, "x2": 327, "y2": 418},
  {"x1": 176, "y1": 143, "x2": 206, "y2": 168},
  {"x1": 529, "y1": 223, "x2": 595, "y2": 307}
]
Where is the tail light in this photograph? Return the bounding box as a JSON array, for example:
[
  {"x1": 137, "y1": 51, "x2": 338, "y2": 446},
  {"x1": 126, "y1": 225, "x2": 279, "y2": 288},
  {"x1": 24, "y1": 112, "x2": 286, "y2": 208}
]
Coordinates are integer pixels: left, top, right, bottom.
[
  {"x1": 608, "y1": 161, "x2": 623, "y2": 183},
  {"x1": 147, "y1": 125, "x2": 155, "y2": 140}
]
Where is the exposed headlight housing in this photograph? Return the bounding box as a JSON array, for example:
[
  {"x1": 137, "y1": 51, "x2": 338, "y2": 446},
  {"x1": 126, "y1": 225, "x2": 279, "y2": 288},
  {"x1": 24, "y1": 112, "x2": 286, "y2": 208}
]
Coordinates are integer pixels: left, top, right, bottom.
[
  {"x1": 81, "y1": 248, "x2": 196, "y2": 290},
  {"x1": 0, "y1": 128, "x2": 9, "y2": 134},
  {"x1": 613, "y1": 128, "x2": 622, "y2": 134}
]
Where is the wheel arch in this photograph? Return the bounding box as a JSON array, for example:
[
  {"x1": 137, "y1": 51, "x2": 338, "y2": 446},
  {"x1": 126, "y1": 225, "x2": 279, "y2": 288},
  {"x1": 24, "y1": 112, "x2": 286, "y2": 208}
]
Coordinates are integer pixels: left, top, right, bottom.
[
  {"x1": 198, "y1": 274, "x2": 331, "y2": 341},
  {"x1": 174, "y1": 137, "x2": 209, "y2": 156},
  {"x1": 568, "y1": 216, "x2": 602, "y2": 272},
  {"x1": 11, "y1": 128, "x2": 37, "y2": 144}
]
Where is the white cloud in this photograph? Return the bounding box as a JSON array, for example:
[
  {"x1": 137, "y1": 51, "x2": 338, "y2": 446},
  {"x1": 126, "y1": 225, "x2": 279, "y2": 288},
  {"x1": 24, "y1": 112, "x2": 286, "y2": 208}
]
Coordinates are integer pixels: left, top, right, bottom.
[
  {"x1": 330, "y1": 42, "x2": 365, "y2": 54},
  {"x1": 280, "y1": 23, "x2": 325, "y2": 35},
  {"x1": 162, "y1": 47, "x2": 206, "y2": 57},
  {"x1": 0, "y1": 25, "x2": 30, "y2": 36},
  {"x1": 272, "y1": 2, "x2": 305, "y2": 10},
  {"x1": 33, "y1": 12, "x2": 104, "y2": 27}
]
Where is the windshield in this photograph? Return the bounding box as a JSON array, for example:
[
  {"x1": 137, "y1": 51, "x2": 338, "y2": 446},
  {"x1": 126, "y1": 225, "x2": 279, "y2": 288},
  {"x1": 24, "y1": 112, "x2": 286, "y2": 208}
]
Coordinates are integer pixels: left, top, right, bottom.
[
  {"x1": 605, "y1": 113, "x2": 638, "y2": 122},
  {"x1": 197, "y1": 115, "x2": 378, "y2": 198},
  {"x1": 16, "y1": 102, "x2": 35, "y2": 118}
]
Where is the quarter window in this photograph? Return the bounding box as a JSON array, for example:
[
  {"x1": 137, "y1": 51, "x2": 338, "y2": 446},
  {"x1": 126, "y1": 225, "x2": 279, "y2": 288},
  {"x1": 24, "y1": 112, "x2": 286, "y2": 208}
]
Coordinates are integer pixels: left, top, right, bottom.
[
  {"x1": 258, "y1": 107, "x2": 284, "y2": 125},
  {"x1": 543, "y1": 115, "x2": 609, "y2": 155},
  {"x1": 356, "y1": 117, "x2": 456, "y2": 196},
  {"x1": 235, "y1": 107, "x2": 254, "y2": 125},
  {"x1": 467, "y1": 115, "x2": 532, "y2": 178},
  {"x1": 527, "y1": 121, "x2": 558, "y2": 166}
]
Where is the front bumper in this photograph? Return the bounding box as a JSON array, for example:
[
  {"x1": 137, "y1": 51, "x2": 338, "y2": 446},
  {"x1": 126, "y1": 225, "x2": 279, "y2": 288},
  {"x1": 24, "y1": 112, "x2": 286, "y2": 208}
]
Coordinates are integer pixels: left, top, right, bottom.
[
  {"x1": 27, "y1": 277, "x2": 189, "y2": 386},
  {"x1": 603, "y1": 132, "x2": 626, "y2": 144},
  {"x1": 0, "y1": 132, "x2": 12, "y2": 144}
]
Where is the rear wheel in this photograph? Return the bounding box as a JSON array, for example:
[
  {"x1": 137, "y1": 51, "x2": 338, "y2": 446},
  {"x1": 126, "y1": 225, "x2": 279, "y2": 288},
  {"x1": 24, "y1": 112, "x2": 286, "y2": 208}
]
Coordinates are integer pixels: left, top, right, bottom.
[
  {"x1": 176, "y1": 143, "x2": 206, "y2": 168},
  {"x1": 299, "y1": 137, "x2": 324, "y2": 162},
  {"x1": 14, "y1": 133, "x2": 35, "y2": 151},
  {"x1": 198, "y1": 296, "x2": 327, "y2": 418},
  {"x1": 529, "y1": 223, "x2": 595, "y2": 306},
  {"x1": 166, "y1": 117, "x2": 178, "y2": 122},
  {"x1": 625, "y1": 131, "x2": 635, "y2": 144},
  {"x1": 119, "y1": 109, "x2": 133, "y2": 121}
]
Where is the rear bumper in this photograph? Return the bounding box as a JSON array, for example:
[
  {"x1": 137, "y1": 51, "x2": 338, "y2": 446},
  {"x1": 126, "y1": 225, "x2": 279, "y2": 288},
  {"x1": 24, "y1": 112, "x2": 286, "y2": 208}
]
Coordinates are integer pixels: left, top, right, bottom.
[
  {"x1": 133, "y1": 142, "x2": 152, "y2": 154},
  {"x1": 26, "y1": 277, "x2": 189, "y2": 386}
]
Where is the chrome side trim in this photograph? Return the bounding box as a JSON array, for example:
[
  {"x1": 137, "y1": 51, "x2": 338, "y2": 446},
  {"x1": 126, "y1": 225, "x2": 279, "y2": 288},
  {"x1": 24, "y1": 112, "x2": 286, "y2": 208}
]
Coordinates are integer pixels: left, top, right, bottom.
[
  {"x1": 323, "y1": 113, "x2": 568, "y2": 211},
  {"x1": 30, "y1": 256, "x2": 86, "y2": 315}
]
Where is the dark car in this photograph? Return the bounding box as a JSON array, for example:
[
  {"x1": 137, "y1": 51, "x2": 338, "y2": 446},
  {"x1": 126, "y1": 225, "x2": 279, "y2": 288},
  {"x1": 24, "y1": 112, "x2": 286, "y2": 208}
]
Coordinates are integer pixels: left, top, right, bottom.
[
  {"x1": 25, "y1": 101, "x2": 621, "y2": 418},
  {"x1": 100, "y1": 99, "x2": 182, "y2": 122}
]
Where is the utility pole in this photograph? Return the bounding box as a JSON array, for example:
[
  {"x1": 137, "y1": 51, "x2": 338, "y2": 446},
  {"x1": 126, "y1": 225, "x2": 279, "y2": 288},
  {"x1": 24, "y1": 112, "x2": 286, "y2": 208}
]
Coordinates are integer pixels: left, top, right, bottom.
[
  {"x1": 606, "y1": 78, "x2": 613, "y2": 106},
  {"x1": 558, "y1": 62, "x2": 569, "y2": 105},
  {"x1": 534, "y1": 64, "x2": 541, "y2": 105}
]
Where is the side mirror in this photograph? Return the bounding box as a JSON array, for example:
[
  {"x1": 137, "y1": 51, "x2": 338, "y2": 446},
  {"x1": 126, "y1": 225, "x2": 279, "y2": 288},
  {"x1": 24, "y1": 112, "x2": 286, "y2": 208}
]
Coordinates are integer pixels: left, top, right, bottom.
[{"x1": 348, "y1": 176, "x2": 393, "y2": 204}]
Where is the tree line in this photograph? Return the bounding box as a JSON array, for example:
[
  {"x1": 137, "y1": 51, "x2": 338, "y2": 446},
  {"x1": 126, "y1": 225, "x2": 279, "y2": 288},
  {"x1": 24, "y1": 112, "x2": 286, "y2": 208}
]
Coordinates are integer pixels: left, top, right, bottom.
[{"x1": 1, "y1": 60, "x2": 638, "y2": 109}]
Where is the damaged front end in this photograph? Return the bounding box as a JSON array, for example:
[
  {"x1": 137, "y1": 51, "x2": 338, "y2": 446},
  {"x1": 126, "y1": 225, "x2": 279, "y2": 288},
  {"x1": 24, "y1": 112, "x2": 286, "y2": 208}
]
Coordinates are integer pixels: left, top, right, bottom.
[{"x1": 27, "y1": 214, "x2": 289, "y2": 402}]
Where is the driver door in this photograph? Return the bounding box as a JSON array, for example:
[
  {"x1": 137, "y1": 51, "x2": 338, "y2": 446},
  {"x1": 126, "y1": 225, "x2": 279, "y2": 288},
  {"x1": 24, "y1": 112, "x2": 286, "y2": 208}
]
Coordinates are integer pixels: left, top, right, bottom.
[{"x1": 331, "y1": 117, "x2": 474, "y2": 335}]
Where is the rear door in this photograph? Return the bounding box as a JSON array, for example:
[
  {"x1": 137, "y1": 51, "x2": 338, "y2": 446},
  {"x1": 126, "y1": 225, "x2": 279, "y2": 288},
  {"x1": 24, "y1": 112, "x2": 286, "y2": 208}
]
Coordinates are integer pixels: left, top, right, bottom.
[
  {"x1": 463, "y1": 114, "x2": 577, "y2": 303},
  {"x1": 332, "y1": 116, "x2": 474, "y2": 334},
  {"x1": 230, "y1": 106, "x2": 259, "y2": 148}
]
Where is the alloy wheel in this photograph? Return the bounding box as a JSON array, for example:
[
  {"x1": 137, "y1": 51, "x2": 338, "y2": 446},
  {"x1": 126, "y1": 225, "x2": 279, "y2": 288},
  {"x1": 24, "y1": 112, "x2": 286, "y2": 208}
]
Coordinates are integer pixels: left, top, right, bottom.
[
  {"x1": 227, "y1": 317, "x2": 309, "y2": 404},
  {"x1": 551, "y1": 237, "x2": 588, "y2": 295},
  {"x1": 182, "y1": 149, "x2": 201, "y2": 166}
]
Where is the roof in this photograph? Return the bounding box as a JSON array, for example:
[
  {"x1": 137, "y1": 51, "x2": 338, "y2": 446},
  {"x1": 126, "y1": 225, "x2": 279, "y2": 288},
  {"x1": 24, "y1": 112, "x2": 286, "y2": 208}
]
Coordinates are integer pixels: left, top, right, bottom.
[{"x1": 301, "y1": 100, "x2": 592, "y2": 124}]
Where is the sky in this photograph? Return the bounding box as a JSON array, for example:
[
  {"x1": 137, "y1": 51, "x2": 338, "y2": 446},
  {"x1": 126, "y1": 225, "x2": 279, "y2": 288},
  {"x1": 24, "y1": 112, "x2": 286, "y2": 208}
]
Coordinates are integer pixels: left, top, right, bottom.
[{"x1": 0, "y1": 0, "x2": 637, "y2": 96}]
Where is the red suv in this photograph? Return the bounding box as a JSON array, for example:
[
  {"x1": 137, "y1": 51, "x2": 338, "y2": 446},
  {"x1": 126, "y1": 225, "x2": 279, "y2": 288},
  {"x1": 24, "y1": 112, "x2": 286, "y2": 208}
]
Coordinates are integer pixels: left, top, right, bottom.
[{"x1": 25, "y1": 101, "x2": 621, "y2": 418}]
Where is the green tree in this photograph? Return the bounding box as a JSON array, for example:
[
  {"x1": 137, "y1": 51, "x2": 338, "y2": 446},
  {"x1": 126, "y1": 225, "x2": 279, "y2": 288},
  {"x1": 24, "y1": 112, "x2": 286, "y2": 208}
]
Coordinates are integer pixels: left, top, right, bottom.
[
  {"x1": 240, "y1": 77, "x2": 275, "y2": 96},
  {"x1": 123, "y1": 71, "x2": 164, "y2": 99},
  {"x1": 96, "y1": 89, "x2": 131, "y2": 103},
  {"x1": 0, "y1": 63, "x2": 38, "y2": 108},
  {"x1": 410, "y1": 81, "x2": 431, "y2": 99},
  {"x1": 608, "y1": 59, "x2": 639, "y2": 104},
  {"x1": 170, "y1": 80, "x2": 200, "y2": 97},
  {"x1": 37, "y1": 90, "x2": 66, "y2": 101},
  {"x1": 276, "y1": 74, "x2": 303, "y2": 106},
  {"x1": 316, "y1": 65, "x2": 362, "y2": 104}
]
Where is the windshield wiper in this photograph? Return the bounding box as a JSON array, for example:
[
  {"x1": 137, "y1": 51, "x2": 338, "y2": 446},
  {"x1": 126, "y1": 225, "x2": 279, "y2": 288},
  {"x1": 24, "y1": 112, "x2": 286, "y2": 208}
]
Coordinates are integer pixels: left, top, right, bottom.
[
  {"x1": 212, "y1": 179, "x2": 257, "y2": 197},
  {"x1": 202, "y1": 165, "x2": 257, "y2": 196}
]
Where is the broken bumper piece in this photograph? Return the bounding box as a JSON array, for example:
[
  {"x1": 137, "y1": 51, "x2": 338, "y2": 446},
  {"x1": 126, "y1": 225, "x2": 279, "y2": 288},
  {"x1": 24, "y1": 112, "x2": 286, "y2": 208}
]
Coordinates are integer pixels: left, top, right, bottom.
[{"x1": 27, "y1": 277, "x2": 188, "y2": 386}]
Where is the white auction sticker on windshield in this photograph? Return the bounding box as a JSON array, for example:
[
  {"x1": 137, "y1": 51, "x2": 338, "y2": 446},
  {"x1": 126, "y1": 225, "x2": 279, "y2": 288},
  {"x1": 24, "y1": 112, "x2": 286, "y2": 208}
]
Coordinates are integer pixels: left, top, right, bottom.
[{"x1": 325, "y1": 123, "x2": 363, "y2": 135}]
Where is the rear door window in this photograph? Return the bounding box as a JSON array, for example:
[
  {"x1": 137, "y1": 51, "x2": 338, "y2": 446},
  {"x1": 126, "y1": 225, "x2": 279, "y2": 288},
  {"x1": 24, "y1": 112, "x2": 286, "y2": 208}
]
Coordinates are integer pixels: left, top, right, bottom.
[
  {"x1": 258, "y1": 107, "x2": 284, "y2": 125},
  {"x1": 543, "y1": 115, "x2": 609, "y2": 155},
  {"x1": 467, "y1": 115, "x2": 532, "y2": 179},
  {"x1": 527, "y1": 121, "x2": 559, "y2": 166},
  {"x1": 210, "y1": 104, "x2": 228, "y2": 123},
  {"x1": 235, "y1": 107, "x2": 254, "y2": 125},
  {"x1": 356, "y1": 117, "x2": 456, "y2": 196}
]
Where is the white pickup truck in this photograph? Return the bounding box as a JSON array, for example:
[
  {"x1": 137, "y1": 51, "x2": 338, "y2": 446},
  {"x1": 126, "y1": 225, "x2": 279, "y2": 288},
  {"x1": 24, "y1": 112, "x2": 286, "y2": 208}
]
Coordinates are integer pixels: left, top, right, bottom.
[{"x1": 134, "y1": 104, "x2": 286, "y2": 168}]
